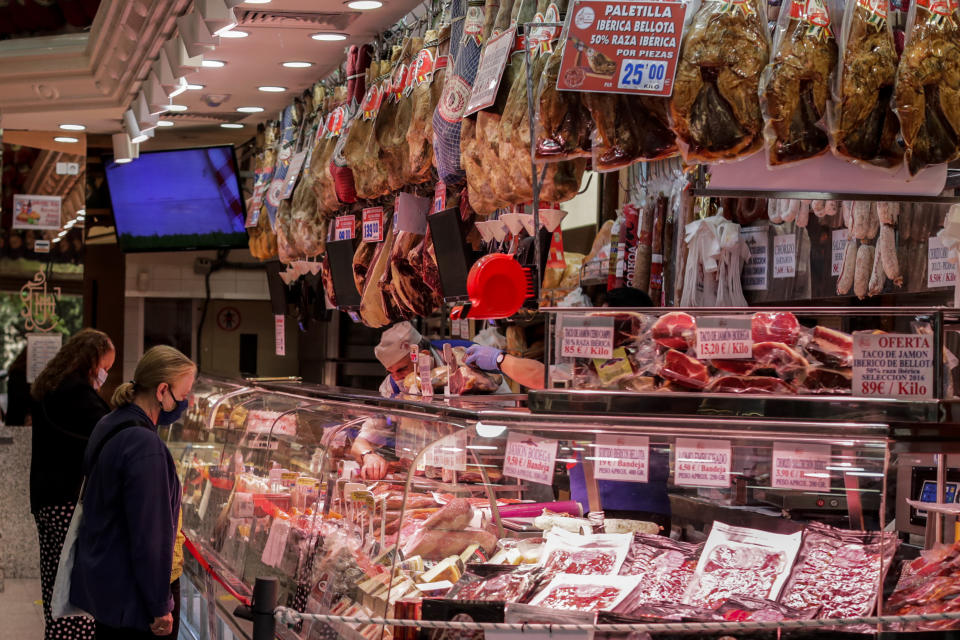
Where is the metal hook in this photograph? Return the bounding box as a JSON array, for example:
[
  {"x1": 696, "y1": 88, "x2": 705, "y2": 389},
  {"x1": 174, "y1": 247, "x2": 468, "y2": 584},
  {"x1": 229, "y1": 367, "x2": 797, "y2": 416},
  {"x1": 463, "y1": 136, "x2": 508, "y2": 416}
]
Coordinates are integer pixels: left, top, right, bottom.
[{"x1": 575, "y1": 171, "x2": 594, "y2": 195}]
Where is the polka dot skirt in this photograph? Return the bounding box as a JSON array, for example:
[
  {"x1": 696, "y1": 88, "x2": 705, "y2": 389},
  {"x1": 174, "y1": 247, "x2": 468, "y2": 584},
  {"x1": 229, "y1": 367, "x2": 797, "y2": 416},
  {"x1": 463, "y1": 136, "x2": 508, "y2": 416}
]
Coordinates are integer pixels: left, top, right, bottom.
[{"x1": 35, "y1": 503, "x2": 95, "y2": 640}]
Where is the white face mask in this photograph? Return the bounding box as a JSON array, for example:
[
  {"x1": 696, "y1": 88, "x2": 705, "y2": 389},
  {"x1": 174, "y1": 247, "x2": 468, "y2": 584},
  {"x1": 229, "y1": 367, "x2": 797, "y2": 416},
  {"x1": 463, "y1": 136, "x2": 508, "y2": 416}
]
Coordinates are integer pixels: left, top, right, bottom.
[{"x1": 95, "y1": 368, "x2": 108, "y2": 389}]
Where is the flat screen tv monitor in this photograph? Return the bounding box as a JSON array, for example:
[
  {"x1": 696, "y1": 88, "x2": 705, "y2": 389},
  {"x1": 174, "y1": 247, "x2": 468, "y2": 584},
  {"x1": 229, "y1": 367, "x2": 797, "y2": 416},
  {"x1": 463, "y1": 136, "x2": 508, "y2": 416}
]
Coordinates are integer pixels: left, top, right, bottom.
[{"x1": 104, "y1": 145, "x2": 247, "y2": 252}]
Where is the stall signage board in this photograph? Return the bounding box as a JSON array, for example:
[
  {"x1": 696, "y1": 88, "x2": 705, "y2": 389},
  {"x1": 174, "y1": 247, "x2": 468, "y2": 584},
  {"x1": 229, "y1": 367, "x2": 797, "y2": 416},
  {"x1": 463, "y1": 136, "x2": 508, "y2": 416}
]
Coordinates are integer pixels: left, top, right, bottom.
[
  {"x1": 335, "y1": 215, "x2": 355, "y2": 241},
  {"x1": 772, "y1": 443, "x2": 831, "y2": 491},
  {"x1": 696, "y1": 316, "x2": 752, "y2": 360},
  {"x1": 852, "y1": 332, "x2": 934, "y2": 399},
  {"x1": 503, "y1": 432, "x2": 559, "y2": 485},
  {"x1": 362, "y1": 207, "x2": 384, "y2": 242},
  {"x1": 560, "y1": 316, "x2": 615, "y2": 359},
  {"x1": 556, "y1": 0, "x2": 686, "y2": 96},
  {"x1": 593, "y1": 435, "x2": 649, "y2": 482},
  {"x1": 741, "y1": 226, "x2": 768, "y2": 291},
  {"x1": 928, "y1": 236, "x2": 957, "y2": 288},
  {"x1": 831, "y1": 229, "x2": 846, "y2": 277},
  {"x1": 12, "y1": 194, "x2": 62, "y2": 230},
  {"x1": 465, "y1": 26, "x2": 516, "y2": 115},
  {"x1": 773, "y1": 233, "x2": 796, "y2": 279},
  {"x1": 675, "y1": 438, "x2": 731, "y2": 488}
]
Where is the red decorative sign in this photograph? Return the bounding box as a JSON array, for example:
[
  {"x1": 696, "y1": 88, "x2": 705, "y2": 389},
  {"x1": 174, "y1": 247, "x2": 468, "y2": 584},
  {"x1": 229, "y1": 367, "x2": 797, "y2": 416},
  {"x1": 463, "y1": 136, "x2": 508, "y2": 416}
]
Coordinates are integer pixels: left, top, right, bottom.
[{"x1": 556, "y1": 0, "x2": 686, "y2": 96}]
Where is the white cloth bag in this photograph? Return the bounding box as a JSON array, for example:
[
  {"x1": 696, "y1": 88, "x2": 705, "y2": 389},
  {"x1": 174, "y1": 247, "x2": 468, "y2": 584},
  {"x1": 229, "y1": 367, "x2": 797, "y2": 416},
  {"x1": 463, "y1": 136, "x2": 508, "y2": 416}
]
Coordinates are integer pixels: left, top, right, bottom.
[{"x1": 50, "y1": 486, "x2": 93, "y2": 619}]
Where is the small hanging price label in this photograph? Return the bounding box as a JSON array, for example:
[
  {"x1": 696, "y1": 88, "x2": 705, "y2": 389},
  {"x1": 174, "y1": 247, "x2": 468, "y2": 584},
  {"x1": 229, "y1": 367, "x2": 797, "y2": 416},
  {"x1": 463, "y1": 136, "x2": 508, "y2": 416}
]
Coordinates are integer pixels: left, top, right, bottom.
[
  {"x1": 280, "y1": 151, "x2": 307, "y2": 200},
  {"x1": 335, "y1": 215, "x2": 355, "y2": 241},
  {"x1": 362, "y1": 207, "x2": 384, "y2": 242},
  {"x1": 274, "y1": 314, "x2": 286, "y2": 356},
  {"x1": 433, "y1": 181, "x2": 447, "y2": 214}
]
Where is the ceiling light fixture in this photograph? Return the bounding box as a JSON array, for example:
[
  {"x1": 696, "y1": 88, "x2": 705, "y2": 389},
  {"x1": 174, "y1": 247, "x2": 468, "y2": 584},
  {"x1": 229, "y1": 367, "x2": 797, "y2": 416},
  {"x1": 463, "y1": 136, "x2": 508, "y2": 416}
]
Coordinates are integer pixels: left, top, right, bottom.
[
  {"x1": 311, "y1": 32, "x2": 347, "y2": 41},
  {"x1": 157, "y1": 120, "x2": 176, "y2": 127},
  {"x1": 201, "y1": 59, "x2": 226, "y2": 68},
  {"x1": 59, "y1": 124, "x2": 86, "y2": 131},
  {"x1": 244, "y1": 0, "x2": 271, "y2": 3},
  {"x1": 123, "y1": 109, "x2": 150, "y2": 144},
  {"x1": 54, "y1": 136, "x2": 79, "y2": 143},
  {"x1": 282, "y1": 61, "x2": 313, "y2": 68},
  {"x1": 113, "y1": 133, "x2": 134, "y2": 163},
  {"x1": 166, "y1": 104, "x2": 189, "y2": 112},
  {"x1": 258, "y1": 86, "x2": 287, "y2": 92},
  {"x1": 198, "y1": 0, "x2": 239, "y2": 35},
  {"x1": 236, "y1": 106, "x2": 264, "y2": 113},
  {"x1": 135, "y1": 92, "x2": 160, "y2": 130},
  {"x1": 221, "y1": 123, "x2": 245, "y2": 128},
  {"x1": 186, "y1": 84, "x2": 205, "y2": 90},
  {"x1": 346, "y1": 0, "x2": 383, "y2": 9},
  {"x1": 219, "y1": 29, "x2": 249, "y2": 38},
  {"x1": 163, "y1": 36, "x2": 204, "y2": 76},
  {"x1": 176, "y1": 9, "x2": 217, "y2": 57},
  {"x1": 52, "y1": 237, "x2": 62, "y2": 244},
  {"x1": 153, "y1": 53, "x2": 187, "y2": 97}
]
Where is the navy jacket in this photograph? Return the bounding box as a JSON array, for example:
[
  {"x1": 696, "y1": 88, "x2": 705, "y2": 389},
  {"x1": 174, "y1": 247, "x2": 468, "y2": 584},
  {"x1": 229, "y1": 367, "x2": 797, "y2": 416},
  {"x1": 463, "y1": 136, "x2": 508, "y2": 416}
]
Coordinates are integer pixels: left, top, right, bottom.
[
  {"x1": 569, "y1": 449, "x2": 671, "y2": 516},
  {"x1": 71, "y1": 404, "x2": 181, "y2": 630}
]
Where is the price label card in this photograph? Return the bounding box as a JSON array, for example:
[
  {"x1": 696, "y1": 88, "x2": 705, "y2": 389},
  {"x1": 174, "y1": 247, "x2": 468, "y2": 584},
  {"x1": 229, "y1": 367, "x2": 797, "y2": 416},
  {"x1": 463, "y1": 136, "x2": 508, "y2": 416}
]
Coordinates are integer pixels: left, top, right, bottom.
[
  {"x1": 335, "y1": 215, "x2": 355, "y2": 241},
  {"x1": 593, "y1": 435, "x2": 649, "y2": 482},
  {"x1": 26, "y1": 333, "x2": 62, "y2": 383},
  {"x1": 433, "y1": 181, "x2": 447, "y2": 214},
  {"x1": 852, "y1": 332, "x2": 934, "y2": 399},
  {"x1": 560, "y1": 316, "x2": 615, "y2": 359},
  {"x1": 831, "y1": 229, "x2": 847, "y2": 277},
  {"x1": 362, "y1": 207, "x2": 384, "y2": 242},
  {"x1": 556, "y1": 0, "x2": 686, "y2": 96},
  {"x1": 674, "y1": 438, "x2": 731, "y2": 488},
  {"x1": 503, "y1": 432, "x2": 558, "y2": 485},
  {"x1": 280, "y1": 151, "x2": 307, "y2": 200},
  {"x1": 928, "y1": 236, "x2": 957, "y2": 288},
  {"x1": 465, "y1": 26, "x2": 516, "y2": 115},
  {"x1": 773, "y1": 233, "x2": 796, "y2": 279},
  {"x1": 33, "y1": 239, "x2": 50, "y2": 254},
  {"x1": 274, "y1": 314, "x2": 286, "y2": 356},
  {"x1": 771, "y1": 443, "x2": 831, "y2": 491},
  {"x1": 696, "y1": 316, "x2": 752, "y2": 360},
  {"x1": 742, "y1": 226, "x2": 768, "y2": 291}
]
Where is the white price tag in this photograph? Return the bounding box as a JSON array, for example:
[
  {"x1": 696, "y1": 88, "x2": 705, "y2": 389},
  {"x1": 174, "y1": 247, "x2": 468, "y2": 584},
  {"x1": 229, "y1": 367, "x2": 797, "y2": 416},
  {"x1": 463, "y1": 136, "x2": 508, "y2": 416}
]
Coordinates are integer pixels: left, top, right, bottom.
[
  {"x1": 831, "y1": 230, "x2": 846, "y2": 277},
  {"x1": 741, "y1": 226, "x2": 768, "y2": 291},
  {"x1": 561, "y1": 317, "x2": 615, "y2": 359},
  {"x1": 773, "y1": 233, "x2": 796, "y2": 279},
  {"x1": 593, "y1": 435, "x2": 649, "y2": 482},
  {"x1": 335, "y1": 215, "x2": 355, "y2": 241},
  {"x1": 274, "y1": 314, "x2": 286, "y2": 356},
  {"x1": 362, "y1": 207, "x2": 384, "y2": 242},
  {"x1": 852, "y1": 332, "x2": 934, "y2": 399},
  {"x1": 771, "y1": 443, "x2": 831, "y2": 491},
  {"x1": 928, "y1": 236, "x2": 957, "y2": 288},
  {"x1": 503, "y1": 432, "x2": 558, "y2": 485},
  {"x1": 617, "y1": 59, "x2": 669, "y2": 92},
  {"x1": 674, "y1": 438, "x2": 731, "y2": 488},
  {"x1": 695, "y1": 316, "x2": 752, "y2": 360}
]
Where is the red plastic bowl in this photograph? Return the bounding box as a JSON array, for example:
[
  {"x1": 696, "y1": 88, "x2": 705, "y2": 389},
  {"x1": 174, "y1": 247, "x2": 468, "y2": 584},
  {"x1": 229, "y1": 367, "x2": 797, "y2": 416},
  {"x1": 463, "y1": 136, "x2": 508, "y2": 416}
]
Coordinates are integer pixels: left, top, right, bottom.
[{"x1": 465, "y1": 253, "x2": 528, "y2": 319}]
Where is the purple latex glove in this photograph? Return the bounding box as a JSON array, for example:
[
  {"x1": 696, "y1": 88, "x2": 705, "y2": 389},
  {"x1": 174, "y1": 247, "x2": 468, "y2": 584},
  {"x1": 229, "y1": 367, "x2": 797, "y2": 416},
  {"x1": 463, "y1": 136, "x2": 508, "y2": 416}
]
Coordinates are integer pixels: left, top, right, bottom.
[{"x1": 465, "y1": 344, "x2": 503, "y2": 372}]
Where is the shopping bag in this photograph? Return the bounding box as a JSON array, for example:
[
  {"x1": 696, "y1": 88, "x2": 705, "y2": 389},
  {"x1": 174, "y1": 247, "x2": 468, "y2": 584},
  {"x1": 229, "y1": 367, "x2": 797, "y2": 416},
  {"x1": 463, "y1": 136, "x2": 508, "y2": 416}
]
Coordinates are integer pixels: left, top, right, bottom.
[{"x1": 50, "y1": 499, "x2": 92, "y2": 619}]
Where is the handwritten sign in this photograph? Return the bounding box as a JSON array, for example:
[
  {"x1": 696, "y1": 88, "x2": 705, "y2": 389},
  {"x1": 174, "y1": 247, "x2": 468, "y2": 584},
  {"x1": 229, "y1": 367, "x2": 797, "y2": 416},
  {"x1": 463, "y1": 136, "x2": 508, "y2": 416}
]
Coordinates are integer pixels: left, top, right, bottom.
[
  {"x1": 773, "y1": 233, "x2": 796, "y2": 279},
  {"x1": 674, "y1": 438, "x2": 731, "y2": 488},
  {"x1": 362, "y1": 207, "x2": 384, "y2": 242},
  {"x1": 928, "y1": 236, "x2": 957, "y2": 288},
  {"x1": 335, "y1": 215, "x2": 355, "y2": 241},
  {"x1": 772, "y1": 443, "x2": 831, "y2": 492},
  {"x1": 274, "y1": 314, "x2": 286, "y2": 356},
  {"x1": 26, "y1": 333, "x2": 62, "y2": 383},
  {"x1": 561, "y1": 316, "x2": 614, "y2": 359},
  {"x1": 696, "y1": 316, "x2": 752, "y2": 360},
  {"x1": 465, "y1": 26, "x2": 516, "y2": 115},
  {"x1": 503, "y1": 432, "x2": 558, "y2": 485},
  {"x1": 556, "y1": 0, "x2": 686, "y2": 96},
  {"x1": 13, "y1": 194, "x2": 62, "y2": 230},
  {"x1": 741, "y1": 226, "x2": 768, "y2": 291},
  {"x1": 852, "y1": 332, "x2": 934, "y2": 399},
  {"x1": 831, "y1": 229, "x2": 846, "y2": 277},
  {"x1": 593, "y1": 435, "x2": 649, "y2": 482}
]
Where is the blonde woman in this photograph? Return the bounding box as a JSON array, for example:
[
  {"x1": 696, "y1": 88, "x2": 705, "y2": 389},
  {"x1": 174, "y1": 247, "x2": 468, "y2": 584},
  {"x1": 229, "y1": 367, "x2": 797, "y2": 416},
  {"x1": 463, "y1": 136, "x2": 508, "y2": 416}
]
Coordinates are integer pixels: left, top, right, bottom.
[{"x1": 70, "y1": 346, "x2": 196, "y2": 639}]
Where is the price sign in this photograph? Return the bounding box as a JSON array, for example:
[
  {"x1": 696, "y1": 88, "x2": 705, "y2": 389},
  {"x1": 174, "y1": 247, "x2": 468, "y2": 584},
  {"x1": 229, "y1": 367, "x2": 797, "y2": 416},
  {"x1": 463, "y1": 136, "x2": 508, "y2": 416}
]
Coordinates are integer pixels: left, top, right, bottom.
[
  {"x1": 741, "y1": 226, "x2": 768, "y2": 291},
  {"x1": 274, "y1": 314, "x2": 286, "y2": 356},
  {"x1": 674, "y1": 438, "x2": 731, "y2": 488},
  {"x1": 928, "y1": 236, "x2": 957, "y2": 288},
  {"x1": 280, "y1": 151, "x2": 307, "y2": 200},
  {"x1": 852, "y1": 332, "x2": 934, "y2": 399},
  {"x1": 560, "y1": 316, "x2": 614, "y2": 359},
  {"x1": 696, "y1": 316, "x2": 752, "y2": 360},
  {"x1": 773, "y1": 233, "x2": 796, "y2": 279},
  {"x1": 362, "y1": 207, "x2": 384, "y2": 242},
  {"x1": 556, "y1": 0, "x2": 686, "y2": 96},
  {"x1": 503, "y1": 432, "x2": 558, "y2": 485},
  {"x1": 593, "y1": 435, "x2": 649, "y2": 482},
  {"x1": 831, "y1": 229, "x2": 847, "y2": 277},
  {"x1": 465, "y1": 26, "x2": 516, "y2": 115},
  {"x1": 771, "y1": 443, "x2": 831, "y2": 492},
  {"x1": 335, "y1": 215, "x2": 355, "y2": 241},
  {"x1": 433, "y1": 181, "x2": 447, "y2": 214}
]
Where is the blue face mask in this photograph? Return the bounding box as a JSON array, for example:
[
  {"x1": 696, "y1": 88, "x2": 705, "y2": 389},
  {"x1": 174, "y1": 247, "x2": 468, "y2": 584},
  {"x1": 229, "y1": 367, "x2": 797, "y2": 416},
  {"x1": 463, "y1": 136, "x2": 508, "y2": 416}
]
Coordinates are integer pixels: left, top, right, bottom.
[{"x1": 158, "y1": 386, "x2": 188, "y2": 426}]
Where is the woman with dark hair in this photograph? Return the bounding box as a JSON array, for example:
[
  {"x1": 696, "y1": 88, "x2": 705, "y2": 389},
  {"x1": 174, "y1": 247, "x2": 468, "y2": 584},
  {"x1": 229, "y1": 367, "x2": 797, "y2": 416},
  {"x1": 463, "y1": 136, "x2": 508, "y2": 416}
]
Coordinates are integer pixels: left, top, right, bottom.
[{"x1": 30, "y1": 328, "x2": 115, "y2": 640}]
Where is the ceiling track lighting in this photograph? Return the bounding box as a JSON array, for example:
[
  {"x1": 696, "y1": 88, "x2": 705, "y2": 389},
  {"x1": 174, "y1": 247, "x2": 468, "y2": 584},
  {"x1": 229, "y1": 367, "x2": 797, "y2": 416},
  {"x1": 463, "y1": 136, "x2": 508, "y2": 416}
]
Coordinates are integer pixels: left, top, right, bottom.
[
  {"x1": 153, "y1": 53, "x2": 187, "y2": 97},
  {"x1": 112, "y1": 132, "x2": 134, "y2": 163},
  {"x1": 142, "y1": 72, "x2": 170, "y2": 115},
  {"x1": 134, "y1": 93, "x2": 159, "y2": 133},
  {"x1": 176, "y1": 10, "x2": 217, "y2": 58},
  {"x1": 198, "y1": 0, "x2": 239, "y2": 36},
  {"x1": 163, "y1": 36, "x2": 203, "y2": 76}
]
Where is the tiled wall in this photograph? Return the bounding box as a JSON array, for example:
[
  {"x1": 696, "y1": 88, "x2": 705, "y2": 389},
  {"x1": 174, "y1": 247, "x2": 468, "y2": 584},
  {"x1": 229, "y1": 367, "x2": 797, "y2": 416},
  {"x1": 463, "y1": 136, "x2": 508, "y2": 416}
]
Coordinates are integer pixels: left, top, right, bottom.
[{"x1": 124, "y1": 251, "x2": 270, "y2": 301}]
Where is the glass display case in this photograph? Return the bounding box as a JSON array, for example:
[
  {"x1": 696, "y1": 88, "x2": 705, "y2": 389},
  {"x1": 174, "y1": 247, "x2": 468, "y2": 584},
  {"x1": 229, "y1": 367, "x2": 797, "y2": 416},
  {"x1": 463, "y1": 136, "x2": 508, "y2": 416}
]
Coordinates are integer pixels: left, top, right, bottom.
[{"x1": 164, "y1": 372, "x2": 960, "y2": 639}]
